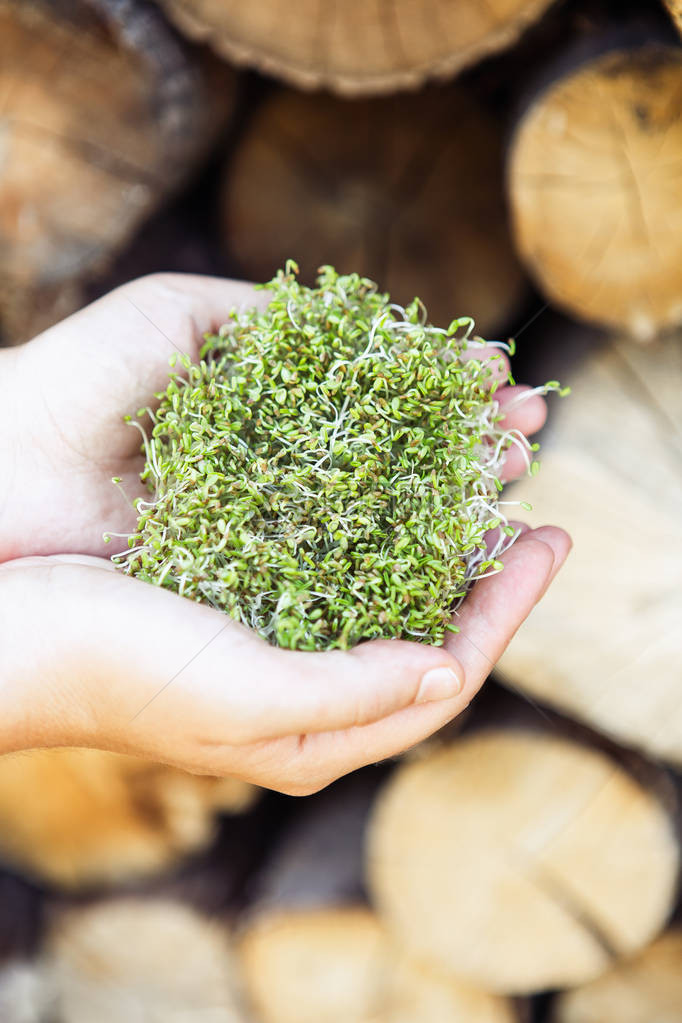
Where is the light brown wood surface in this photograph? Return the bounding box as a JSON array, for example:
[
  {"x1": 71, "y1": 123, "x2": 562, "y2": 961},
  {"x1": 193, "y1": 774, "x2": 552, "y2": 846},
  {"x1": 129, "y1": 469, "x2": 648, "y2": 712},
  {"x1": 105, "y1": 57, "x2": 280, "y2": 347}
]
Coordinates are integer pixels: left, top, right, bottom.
[
  {"x1": 366, "y1": 731, "x2": 680, "y2": 994},
  {"x1": 0, "y1": 748, "x2": 255, "y2": 887},
  {"x1": 44, "y1": 897, "x2": 248, "y2": 1022},
  {"x1": 553, "y1": 929, "x2": 682, "y2": 1023},
  {"x1": 508, "y1": 46, "x2": 682, "y2": 340},
  {"x1": 386, "y1": 956, "x2": 520, "y2": 1023},
  {"x1": 159, "y1": 0, "x2": 556, "y2": 95},
  {"x1": 223, "y1": 86, "x2": 525, "y2": 336},
  {"x1": 498, "y1": 330, "x2": 682, "y2": 765},
  {"x1": 239, "y1": 906, "x2": 390, "y2": 1023},
  {"x1": 239, "y1": 906, "x2": 520, "y2": 1023}
]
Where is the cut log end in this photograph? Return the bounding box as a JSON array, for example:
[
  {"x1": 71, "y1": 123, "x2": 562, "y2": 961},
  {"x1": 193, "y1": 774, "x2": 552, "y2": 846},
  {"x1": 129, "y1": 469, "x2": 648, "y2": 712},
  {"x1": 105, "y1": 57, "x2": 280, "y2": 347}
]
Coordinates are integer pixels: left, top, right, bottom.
[
  {"x1": 508, "y1": 45, "x2": 682, "y2": 340},
  {"x1": 239, "y1": 906, "x2": 390, "y2": 1023},
  {"x1": 44, "y1": 897, "x2": 247, "y2": 1021},
  {"x1": 0, "y1": 748, "x2": 255, "y2": 888},
  {"x1": 553, "y1": 929, "x2": 682, "y2": 1023},
  {"x1": 366, "y1": 730, "x2": 680, "y2": 994},
  {"x1": 239, "y1": 906, "x2": 520, "y2": 1023},
  {"x1": 498, "y1": 330, "x2": 682, "y2": 766},
  {"x1": 223, "y1": 87, "x2": 526, "y2": 337},
  {"x1": 159, "y1": 0, "x2": 556, "y2": 95}
]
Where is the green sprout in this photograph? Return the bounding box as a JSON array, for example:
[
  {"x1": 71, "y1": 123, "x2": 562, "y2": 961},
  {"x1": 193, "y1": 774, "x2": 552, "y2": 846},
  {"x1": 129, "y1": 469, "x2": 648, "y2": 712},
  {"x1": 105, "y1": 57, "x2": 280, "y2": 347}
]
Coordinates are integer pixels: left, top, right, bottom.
[{"x1": 112, "y1": 263, "x2": 565, "y2": 650}]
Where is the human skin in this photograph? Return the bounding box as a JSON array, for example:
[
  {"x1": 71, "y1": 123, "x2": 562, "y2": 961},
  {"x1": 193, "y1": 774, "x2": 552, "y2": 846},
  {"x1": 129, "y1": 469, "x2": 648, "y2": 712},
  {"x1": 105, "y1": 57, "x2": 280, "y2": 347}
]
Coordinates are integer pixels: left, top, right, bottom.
[{"x1": 0, "y1": 274, "x2": 571, "y2": 794}]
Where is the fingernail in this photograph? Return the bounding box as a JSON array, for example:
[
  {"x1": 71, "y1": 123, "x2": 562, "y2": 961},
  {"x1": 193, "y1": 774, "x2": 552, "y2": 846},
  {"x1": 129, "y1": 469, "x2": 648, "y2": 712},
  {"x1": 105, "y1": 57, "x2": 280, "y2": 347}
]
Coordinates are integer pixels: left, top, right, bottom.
[{"x1": 416, "y1": 666, "x2": 463, "y2": 704}]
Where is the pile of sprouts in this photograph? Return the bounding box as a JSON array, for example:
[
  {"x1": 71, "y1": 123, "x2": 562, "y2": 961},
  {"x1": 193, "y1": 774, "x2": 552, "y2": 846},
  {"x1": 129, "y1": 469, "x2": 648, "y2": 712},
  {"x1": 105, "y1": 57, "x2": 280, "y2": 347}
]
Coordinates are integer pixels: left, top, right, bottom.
[{"x1": 114, "y1": 264, "x2": 562, "y2": 650}]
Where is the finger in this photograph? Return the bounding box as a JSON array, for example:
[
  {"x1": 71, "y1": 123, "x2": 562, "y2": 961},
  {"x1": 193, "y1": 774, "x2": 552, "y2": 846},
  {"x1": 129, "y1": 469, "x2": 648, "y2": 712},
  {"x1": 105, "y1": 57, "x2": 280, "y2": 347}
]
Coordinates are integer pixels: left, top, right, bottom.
[
  {"x1": 262, "y1": 525, "x2": 572, "y2": 791},
  {"x1": 499, "y1": 445, "x2": 532, "y2": 483},
  {"x1": 23, "y1": 274, "x2": 269, "y2": 430},
  {"x1": 461, "y1": 344, "x2": 510, "y2": 385},
  {"x1": 112, "y1": 589, "x2": 465, "y2": 744},
  {"x1": 496, "y1": 385, "x2": 547, "y2": 437},
  {"x1": 447, "y1": 525, "x2": 571, "y2": 680},
  {"x1": 483, "y1": 519, "x2": 531, "y2": 556},
  {"x1": 493, "y1": 386, "x2": 548, "y2": 482},
  {"x1": 0, "y1": 557, "x2": 465, "y2": 755}
]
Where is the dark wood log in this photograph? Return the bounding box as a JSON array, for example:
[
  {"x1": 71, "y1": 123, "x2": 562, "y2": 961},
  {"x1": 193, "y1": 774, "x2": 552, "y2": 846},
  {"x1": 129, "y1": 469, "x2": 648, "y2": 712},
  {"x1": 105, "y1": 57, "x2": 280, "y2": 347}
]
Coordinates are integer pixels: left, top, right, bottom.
[
  {"x1": 223, "y1": 85, "x2": 526, "y2": 336},
  {"x1": 0, "y1": 0, "x2": 234, "y2": 340}
]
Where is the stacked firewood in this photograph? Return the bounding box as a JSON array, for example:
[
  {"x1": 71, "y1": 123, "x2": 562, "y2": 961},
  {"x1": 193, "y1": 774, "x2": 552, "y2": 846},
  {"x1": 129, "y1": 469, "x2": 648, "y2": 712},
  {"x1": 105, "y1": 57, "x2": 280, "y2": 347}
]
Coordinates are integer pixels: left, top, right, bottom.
[
  {"x1": 1, "y1": 1, "x2": 681, "y2": 1020},
  {"x1": 1, "y1": 702, "x2": 680, "y2": 1022}
]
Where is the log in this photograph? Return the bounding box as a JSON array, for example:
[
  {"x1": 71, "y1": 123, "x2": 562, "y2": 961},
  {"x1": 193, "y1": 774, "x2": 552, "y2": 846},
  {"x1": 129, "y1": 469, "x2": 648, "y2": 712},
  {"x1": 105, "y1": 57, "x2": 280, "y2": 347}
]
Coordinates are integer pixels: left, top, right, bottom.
[
  {"x1": 246, "y1": 770, "x2": 386, "y2": 914},
  {"x1": 239, "y1": 771, "x2": 520, "y2": 1023},
  {"x1": 508, "y1": 44, "x2": 682, "y2": 340},
  {"x1": 159, "y1": 0, "x2": 557, "y2": 96},
  {"x1": 0, "y1": 961, "x2": 50, "y2": 1023},
  {"x1": 0, "y1": 0, "x2": 233, "y2": 316},
  {"x1": 239, "y1": 772, "x2": 390, "y2": 1022},
  {"x1": 223, "y1": 86, "x2": 526, "y2": 336},
  {"x1": 498, "y1": 328, "x2": 682, "y2": 766},
  {"x1": 0, "y1": 869, "x2": 47, "y2": 1022},
  {"x1": 663, "y1": 1, "x2": 682, "y2": 35},
  {"x1": 0, "y1": 281, "x2": 84, "y2": 347},
  {"x1": 0, "y1": 748, "x2": 256, "y2": 888},
  {"x1": 43, "y1": 896, "x2": 248, "y2": 1021},
  {"x1": 553, "y1": 929, "x2": 682, "y2": 1023},
  {"x1": 366, "y1": 729, "x2": 680, "y2": 994},
  {"x1": 239, "y1": 906, "x2": 391, "y2": 1023},
  {"x1": 157, "y1": 0, "x2": 556, "y2": 95},
  {"x1": 387, "y1": 957, "x2": 521, "y2": 1023},
  {"x1": 240, "y1": 904, "x2": 521, "y2": 1023}
]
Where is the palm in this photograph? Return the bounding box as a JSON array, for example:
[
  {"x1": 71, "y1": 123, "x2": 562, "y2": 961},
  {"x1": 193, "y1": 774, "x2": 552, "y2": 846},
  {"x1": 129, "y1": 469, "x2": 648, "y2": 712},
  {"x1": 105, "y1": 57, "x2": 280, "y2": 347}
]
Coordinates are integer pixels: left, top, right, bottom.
[
  {"x1": 0, "y1": 274, "x2": 570, "y2": 787},
  {"x1": 1, "y1": 275, "x2": 267, "y2": 559}
]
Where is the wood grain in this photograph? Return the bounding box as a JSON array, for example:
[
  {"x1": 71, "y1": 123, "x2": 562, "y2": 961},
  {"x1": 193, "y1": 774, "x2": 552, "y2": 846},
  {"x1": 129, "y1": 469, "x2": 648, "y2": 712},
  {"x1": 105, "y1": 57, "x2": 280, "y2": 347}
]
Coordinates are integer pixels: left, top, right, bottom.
[
  {"x1": 159, "y1": 0, "x2": 556, "y2": 95},
  {"x1": 509, "y1": 46, "x2": 682, "y2": 340},
  {"x1": 498, "y1": 330, "x2": 682, "y2": 765}
]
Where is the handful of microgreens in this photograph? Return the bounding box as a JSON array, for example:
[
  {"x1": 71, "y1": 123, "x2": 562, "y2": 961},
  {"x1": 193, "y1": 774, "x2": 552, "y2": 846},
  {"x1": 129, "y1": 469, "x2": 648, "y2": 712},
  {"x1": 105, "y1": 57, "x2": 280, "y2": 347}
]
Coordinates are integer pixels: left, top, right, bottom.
[{"x1": 114, "y1": 263, "x2": 564, "y2": 650}]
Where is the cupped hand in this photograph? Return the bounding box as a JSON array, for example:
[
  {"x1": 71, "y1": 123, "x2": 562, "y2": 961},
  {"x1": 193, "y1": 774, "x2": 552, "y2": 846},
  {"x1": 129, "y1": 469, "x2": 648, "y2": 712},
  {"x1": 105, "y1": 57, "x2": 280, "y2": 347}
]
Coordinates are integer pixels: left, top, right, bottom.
[
  {"x1": 0, "y1": 274, "x2": 571, "y2": 790},
  {"x1": 0, "y1": 526, "x2": 568, "y2": 793}
]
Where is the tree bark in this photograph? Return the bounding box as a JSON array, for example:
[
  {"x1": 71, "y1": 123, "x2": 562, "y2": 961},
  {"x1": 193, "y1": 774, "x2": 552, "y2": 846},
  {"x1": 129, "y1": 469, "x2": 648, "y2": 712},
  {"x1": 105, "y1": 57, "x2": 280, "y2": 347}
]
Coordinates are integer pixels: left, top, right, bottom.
[{"x1": 0, "y1": 0, "x2": 234, "y2": 339}]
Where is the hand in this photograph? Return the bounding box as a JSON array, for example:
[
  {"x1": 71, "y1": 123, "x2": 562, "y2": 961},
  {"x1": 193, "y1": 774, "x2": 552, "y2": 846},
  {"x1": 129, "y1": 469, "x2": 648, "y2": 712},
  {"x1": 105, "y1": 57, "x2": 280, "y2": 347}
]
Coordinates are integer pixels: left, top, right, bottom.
[{"x1": 0, "y1": 275, "x2": 570, "y2": 792}]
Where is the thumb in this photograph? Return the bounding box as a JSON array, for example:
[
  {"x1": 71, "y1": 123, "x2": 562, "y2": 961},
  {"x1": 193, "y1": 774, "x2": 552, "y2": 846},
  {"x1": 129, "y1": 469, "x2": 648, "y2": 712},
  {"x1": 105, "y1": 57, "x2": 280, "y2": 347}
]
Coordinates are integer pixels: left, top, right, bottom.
[{"x1": 0, "y1": 556, "x2": 465, "y2": 761}]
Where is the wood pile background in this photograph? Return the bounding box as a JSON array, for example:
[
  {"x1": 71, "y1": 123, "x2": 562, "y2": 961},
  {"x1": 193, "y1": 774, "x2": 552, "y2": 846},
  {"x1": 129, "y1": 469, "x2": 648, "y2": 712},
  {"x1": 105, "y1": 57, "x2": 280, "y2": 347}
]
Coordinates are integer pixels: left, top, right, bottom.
[{"x1": 1, "y1": 0, "x2": 681, "y2": 1020}]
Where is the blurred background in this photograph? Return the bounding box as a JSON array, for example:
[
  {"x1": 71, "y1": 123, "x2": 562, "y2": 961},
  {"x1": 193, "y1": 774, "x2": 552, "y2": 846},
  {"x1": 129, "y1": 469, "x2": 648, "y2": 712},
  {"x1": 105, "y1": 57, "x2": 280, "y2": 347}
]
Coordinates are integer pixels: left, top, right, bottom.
[{"x1": 0, "y1": 0, "x2": 681, "y2": 1019}]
